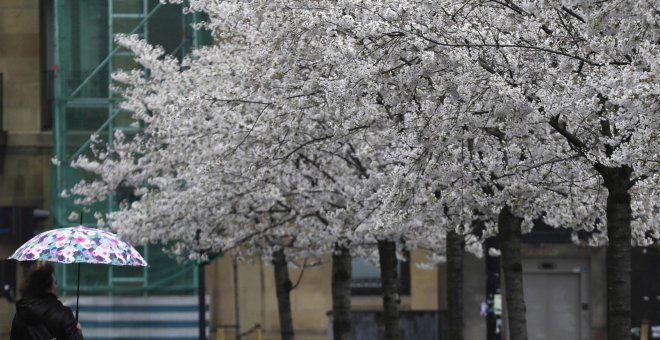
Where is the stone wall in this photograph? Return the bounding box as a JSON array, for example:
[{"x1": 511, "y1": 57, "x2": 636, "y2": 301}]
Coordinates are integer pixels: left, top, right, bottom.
[
  {"x1": 0, "y1": 0, "x2": 53, "y2": 337},
  {"x1": 209, "y1": 250, "x2": 441, "y2": 340}
]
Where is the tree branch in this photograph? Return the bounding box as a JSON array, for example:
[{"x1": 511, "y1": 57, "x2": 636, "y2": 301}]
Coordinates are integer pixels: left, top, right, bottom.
[
  {"x1": 277, "y1": 134, "x2": 335, "y2": 160},
  {"x1": 561, "y1": 6, "x2": 586, "y2": 23},
  {"x1": 548, "y1": 114, "x2": 589, "y2": 158},
  {"x1": 290, "y1": 259, "x2": 308, "y2": 290},
  {"x1": 298, "y1": 153, "x2": 337, "y2": 183}
]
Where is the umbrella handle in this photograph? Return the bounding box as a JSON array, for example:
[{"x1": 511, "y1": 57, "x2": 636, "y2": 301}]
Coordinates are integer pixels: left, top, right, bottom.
[
  {"x1": 76, "y1": 263, "x2": 80, "y2": 322},
  {"x1": 76, "y1": 211, "x2": 82, "y2": 322}
]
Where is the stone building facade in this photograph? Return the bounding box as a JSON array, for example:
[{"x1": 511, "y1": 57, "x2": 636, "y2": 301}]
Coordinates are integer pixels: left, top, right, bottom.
[{"x1": 0, "y1": 0, "x2": 54, "y2": 337}]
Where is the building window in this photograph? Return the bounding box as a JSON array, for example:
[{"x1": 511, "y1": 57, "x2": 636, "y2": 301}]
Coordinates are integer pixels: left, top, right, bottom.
[{"x1": 351, "y1": 253, "x2": 410, "y2": 296}]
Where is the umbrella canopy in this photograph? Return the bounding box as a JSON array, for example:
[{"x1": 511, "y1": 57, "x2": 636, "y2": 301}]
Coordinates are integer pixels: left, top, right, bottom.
[
  {"x1": 9, "y1": 225, "x2": 148, "y2": 322},
  {"x1": 9, "y1": 225, "x2": 147, "y2": 266}
]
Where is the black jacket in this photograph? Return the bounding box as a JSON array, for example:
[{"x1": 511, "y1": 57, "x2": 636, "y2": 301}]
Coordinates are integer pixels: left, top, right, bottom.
[{"x1": 10, "y1": 293, "x2": 84, "y2": 340}]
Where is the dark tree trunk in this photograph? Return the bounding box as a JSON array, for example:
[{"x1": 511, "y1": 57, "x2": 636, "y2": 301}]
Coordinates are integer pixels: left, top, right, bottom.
[
  {"x1": 599, "y1": 165, "x2": 632, "y2": 340},
  {"x1": 446, "y1": 230, "x2": 465, "y2": 340},
  {"x1": 378, "y1": 240, "x2": 401, "y2": 340},
  {"x1": 498, "y1": 206, "x2": 527, "y2": 340},
  {"x1": 332, "y1": 244, "x2": 352, "y2": 340},
  {"x1": 272, "y1": 248, "x2": 294, "y2": 340}
]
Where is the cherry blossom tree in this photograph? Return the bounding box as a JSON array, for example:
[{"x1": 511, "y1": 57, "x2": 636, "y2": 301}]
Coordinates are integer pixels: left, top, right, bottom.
[
  {"x1": 295, "y1": 2, "x2": 657, "y2": 339},
  {"x1": 66, "y1": 27, "x2": 332, "y2": 339},
  {"x1": 440, "y1": 3, "x2": 660, "y2": 337},
  {"x1": 64, "y1": 2, "x2": 659, "y2": 340},
  {"x1": 332, "y1": 1, "x2": 659, "y2": 338},
  {"x1": 294, "y1": 5, "x2": 569, "y2": 339},
  {"x1": 65, "y1": 4, "x2": 412, "y2": 340}
]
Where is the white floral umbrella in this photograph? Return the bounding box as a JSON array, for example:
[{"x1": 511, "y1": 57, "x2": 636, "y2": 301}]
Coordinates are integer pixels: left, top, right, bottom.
[{"x1": 9, "y1": 225, "x2": 148, "y2": 320}]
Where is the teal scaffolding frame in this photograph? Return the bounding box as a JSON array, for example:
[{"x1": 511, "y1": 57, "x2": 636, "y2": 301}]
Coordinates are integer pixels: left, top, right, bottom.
[{"x1": 52, "y1": 0, "x2": 211, "y2": 297}]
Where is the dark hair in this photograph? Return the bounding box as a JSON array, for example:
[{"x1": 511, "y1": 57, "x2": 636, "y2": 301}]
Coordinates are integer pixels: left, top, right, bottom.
[{"x1": 19, "y1": 262, "x2": 55, "y2": 297}]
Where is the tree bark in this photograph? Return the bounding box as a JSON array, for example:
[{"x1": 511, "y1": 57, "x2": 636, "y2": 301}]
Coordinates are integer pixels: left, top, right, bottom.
[
  {"x1": 272, "y1": 248, "x2": 294, "y2": 340},
  {"x1": 498, "y1": 206, "x2": 527, "y2": 340},
  {"x1": 332, "y1": 244, "x2": 352, "y2": 340},
  {"x1": 600, "y1": 165, "x2": 632, "y2": 340},
  {"x1": 446, "y1": 230, "x2": 465, "y2": 340},
  {"x1": 378, "y1": 240, "x2": 401, "y2": 340}
]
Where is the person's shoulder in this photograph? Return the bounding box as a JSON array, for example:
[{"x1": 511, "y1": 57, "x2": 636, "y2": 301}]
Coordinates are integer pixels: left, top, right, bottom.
[
  {"x1": 34, "y1": 295, "x2": 69, "y2": 318},
  {"x1": 15, "y1": 295, "x2": 61, "y2": 324},
  {"x1": 48, "y1": 294, "x2": 63, "y2": 304},
  {"x1": 51, "y1": 296, "x2": 72, "y2": 314},
  {"x1": 36, "y1": 294, "x2": 63, "y2": 308},
  {"x1": 43, "y1": 296, "x2": 76, "y2": 332}
]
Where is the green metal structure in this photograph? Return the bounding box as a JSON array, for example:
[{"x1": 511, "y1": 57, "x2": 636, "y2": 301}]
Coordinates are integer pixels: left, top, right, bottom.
[{"x1": 52, "y1": 0, "x2": 211, "y2": 297}]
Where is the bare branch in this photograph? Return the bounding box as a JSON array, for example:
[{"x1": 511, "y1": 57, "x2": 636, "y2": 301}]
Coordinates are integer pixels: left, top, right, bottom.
[{"x1": 561, "y1": 6, "x2": 586, "y2": 23}]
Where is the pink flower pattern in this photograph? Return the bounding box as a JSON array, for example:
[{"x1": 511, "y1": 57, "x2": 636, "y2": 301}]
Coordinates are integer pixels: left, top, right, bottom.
[{"x1": 8, "y1": 226, "x2": 147, "y2": 266}]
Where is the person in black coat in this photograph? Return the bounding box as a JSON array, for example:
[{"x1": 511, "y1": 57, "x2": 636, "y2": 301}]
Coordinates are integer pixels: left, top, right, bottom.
[{"x1": 10, "y1": 262, "x2": 84, "y2": 340}]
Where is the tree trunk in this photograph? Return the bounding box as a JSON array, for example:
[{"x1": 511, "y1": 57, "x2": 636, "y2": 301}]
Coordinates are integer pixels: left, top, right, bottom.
[
  {"x1": 600, "y1": 165, "x2": 632, "y2": 340},
  {"x1": 272, "y1": 248, "x2": 294, "y2": 340},
  {"x1": 498, "y1": 206, "x2": 527, "y2": 340},
  {"x1": 378, "y1": 240, "x2": 401, "y2": 340},
  {"x1": 332, "y1": 244, "x2": 352, "y2": 340},
  {"x1": 446, "y1": 230, "x2": 464, "y2": 340}
]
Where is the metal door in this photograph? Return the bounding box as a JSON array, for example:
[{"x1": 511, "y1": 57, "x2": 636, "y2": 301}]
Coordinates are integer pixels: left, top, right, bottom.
[{"x1": 523, "y1": 258, "x2": 590, "y2": 340}]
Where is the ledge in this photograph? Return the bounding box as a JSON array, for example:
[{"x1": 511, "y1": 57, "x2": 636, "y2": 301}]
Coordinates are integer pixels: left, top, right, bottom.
[{"x1": 5, "y1": 130, "x2": 52, "y2": 148}]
